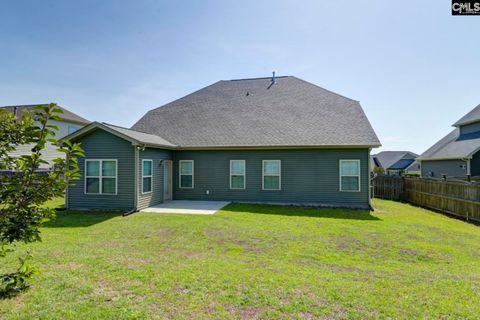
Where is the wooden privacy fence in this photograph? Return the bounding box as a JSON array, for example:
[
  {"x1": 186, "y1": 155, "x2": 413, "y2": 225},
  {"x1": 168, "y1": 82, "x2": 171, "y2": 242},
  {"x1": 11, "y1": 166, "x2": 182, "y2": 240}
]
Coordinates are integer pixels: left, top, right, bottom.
[
  {"x1": 372, "y1": 175, "x2": 405, "y2": 200},
  {"x1": 373, "y1": 175, "x2": 480, "y2": 222}
]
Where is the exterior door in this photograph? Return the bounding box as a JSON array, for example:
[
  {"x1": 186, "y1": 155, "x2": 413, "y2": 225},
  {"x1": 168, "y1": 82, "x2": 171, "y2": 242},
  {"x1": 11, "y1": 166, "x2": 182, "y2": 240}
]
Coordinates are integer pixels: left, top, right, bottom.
[{"x1": 163, "y1": 160, "x2": 173, "y2": 201}]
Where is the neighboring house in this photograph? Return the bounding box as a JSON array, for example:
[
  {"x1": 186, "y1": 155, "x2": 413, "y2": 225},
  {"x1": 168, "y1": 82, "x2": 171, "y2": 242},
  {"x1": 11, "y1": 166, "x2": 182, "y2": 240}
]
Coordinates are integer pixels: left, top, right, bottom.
[
  {"x1": 404, "y1": 161, "x2": 421, "y2": 175},
  {"x1": 418, "y1": 104, "x2": 480, "y2": 178},
  {"x1": 0, "y1": 104, "x2": 90, "y2": 169},
  {"x1": 64, "y1": 76, "x2": 381, "y2": 211},
  {"x1": 372, "y1": 151, "x2": 418, "y2": 175}
]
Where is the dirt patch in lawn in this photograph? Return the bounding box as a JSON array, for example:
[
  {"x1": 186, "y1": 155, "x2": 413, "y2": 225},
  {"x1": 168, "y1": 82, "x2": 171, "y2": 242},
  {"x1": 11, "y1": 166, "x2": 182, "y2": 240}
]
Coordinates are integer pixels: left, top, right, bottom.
[
  {"x1": 224, "y1": 304, "x2": 263, "y2": 319},
  {"x1": 398, "y1": 248, "x2": 434, "y2": 262}
]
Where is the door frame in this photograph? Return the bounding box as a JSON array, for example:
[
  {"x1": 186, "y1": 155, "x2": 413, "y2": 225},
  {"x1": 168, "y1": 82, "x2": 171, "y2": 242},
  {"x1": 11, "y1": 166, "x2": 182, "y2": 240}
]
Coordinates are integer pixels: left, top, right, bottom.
[{"x1": 163, "y1": 160, "x2": 173, "y2": 201}]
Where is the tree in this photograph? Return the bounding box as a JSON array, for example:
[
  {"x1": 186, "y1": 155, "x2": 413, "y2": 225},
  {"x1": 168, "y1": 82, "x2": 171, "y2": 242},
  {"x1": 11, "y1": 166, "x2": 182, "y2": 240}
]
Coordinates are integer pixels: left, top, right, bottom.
[
  {"x1": 0, "y1": 104, "x2": 84, "y2": 298},
  {"x1": 373, "y1": 166, "x2": 385, "y2": 174}
]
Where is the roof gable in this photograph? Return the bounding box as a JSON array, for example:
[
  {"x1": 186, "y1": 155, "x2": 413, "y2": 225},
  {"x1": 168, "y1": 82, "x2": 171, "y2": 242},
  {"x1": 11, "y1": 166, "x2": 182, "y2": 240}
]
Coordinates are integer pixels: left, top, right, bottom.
[
  {"x1": 418, "y1": 128, "x2": 480, "y2": 160},
  {"x1": 131, "y1": 76, "x2": 380, "y2": 148},
  {"x1": 453, "y1": 104, "x2": 480, "y2": 127},
  {"x1": 0, "y1": 104, "x2": 90, "y2": 125},
  {"x1": 64, "y1": 122, "x2": 176, "y2": 149},
  {"x1": 419, "y1": 103, "x2": 480, "y2": 160}
]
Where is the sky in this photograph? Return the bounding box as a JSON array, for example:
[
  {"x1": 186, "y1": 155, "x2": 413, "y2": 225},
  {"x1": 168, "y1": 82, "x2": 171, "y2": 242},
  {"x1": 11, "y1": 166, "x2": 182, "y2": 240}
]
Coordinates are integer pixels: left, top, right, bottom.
[{"x1": 1, "y1": 0, "x2": 479, "y2": 154}]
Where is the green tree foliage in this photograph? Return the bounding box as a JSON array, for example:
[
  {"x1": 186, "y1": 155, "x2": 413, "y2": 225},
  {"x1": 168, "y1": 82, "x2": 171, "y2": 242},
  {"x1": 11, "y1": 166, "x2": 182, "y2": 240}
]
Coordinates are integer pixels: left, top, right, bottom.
[
  {"x1": 373, "y1": 166, "x2": 385, "y2": 174},
  {"x1": 0, "y1": 104, "x2": 84, "y2": 298}
]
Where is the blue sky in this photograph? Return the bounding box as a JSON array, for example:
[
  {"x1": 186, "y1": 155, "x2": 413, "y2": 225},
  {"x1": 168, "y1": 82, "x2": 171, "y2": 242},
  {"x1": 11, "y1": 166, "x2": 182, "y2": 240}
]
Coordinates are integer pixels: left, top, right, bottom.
[{"x1": 1, "y1": 1, "x2": 479, "y2": 154}]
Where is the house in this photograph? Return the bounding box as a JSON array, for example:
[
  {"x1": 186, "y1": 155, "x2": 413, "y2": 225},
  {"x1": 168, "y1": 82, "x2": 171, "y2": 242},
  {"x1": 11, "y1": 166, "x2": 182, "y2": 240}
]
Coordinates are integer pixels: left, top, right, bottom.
[
  {"x1": 0, "y1": 104, "x2": 90, "y2": 169},
  {"x1": 372, "y1": 151, "x2": 418, "y2": 175},
  {"x1": 418, "y1": 104, "x2": 480, "y2": 178},
  {"x1": 1, "y1": 104, "x2": 89, "y2": 170},
  {"x1": 64, "y1": 76, "x2": 381, "y2": 211},
  {"x1": 404, "y1": 161, "x2": 421, "y2": 175}
]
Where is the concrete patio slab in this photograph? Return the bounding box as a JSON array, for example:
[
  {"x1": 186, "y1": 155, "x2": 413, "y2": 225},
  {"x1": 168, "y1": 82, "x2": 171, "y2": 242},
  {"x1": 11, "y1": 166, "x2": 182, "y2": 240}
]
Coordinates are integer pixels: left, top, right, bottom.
[{"x1": 140, "y1": 200, "x2": 230, "y2": 215}]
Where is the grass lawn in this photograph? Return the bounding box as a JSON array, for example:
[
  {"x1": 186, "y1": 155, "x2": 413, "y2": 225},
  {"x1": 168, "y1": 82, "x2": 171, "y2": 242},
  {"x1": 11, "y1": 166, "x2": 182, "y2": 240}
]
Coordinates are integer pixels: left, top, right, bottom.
[{"x1": 1, "y1": 199, "x2": 480, "y2": 319}]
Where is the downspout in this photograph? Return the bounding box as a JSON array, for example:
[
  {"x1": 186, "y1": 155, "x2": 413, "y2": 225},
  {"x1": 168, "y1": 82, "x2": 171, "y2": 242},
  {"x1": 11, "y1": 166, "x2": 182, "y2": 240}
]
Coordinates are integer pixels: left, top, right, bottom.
[
  {"x1": 123, "y1": 144, "x2": 140, "y2": 216},
  {"x1": 368, "y1": 148, "x2": 374, "y2": 211},
  {"x1": 65, "y1": 152, "x2": 69, "y2": 210}
]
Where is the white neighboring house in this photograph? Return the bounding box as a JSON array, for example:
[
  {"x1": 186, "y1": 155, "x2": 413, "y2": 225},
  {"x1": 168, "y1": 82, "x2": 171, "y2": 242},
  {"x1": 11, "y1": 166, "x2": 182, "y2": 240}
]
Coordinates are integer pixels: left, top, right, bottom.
[{"x1": 1, "y1": 104, "x2": 90, "y2": 170}]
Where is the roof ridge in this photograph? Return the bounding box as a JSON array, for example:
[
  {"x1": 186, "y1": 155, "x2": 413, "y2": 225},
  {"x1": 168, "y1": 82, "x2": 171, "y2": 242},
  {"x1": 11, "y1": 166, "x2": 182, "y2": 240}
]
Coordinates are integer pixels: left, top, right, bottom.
[
  {"x1": 227, "y1": 76, "x2": 290, "y2": 81},
  {"x1": 0, "y1": 103, "x2": 50, "y2": 108}
]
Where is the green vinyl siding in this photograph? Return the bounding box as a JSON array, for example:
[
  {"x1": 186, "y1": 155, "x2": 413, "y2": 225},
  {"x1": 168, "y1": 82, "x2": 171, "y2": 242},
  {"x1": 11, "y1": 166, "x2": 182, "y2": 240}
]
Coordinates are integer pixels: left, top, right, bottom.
[
  {"x1": 68, "y1": 128, "x2": 371, "y2": 210},
  {"x1": 173, "y1": 149, "x2": 370, "y2": 208},
  {"x1": 67, "y1": 129, "x2": 135, "y2": 211},
  {"x1": 137, "y1": 148, "x2": 173, "y2": 210}
]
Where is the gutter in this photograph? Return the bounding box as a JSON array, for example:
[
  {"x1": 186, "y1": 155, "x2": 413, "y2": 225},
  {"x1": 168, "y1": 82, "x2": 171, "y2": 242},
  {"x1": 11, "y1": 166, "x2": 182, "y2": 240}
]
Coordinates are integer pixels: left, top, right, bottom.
[
  {"x1": 417, "y1": 156, "x2": 473, "y2": 161},
  {"x1": 123, "y1": 144, "x2": 141, "y2": 217},
  {"x1": 175, "y1": 144, "x2": 382, "y2": 151},
  {"x1": 368, "y1": 148, "x2": 373, "y2": 208},
  {"x1": 63, "y1": 122, "x2": 380, "y2": 151}
]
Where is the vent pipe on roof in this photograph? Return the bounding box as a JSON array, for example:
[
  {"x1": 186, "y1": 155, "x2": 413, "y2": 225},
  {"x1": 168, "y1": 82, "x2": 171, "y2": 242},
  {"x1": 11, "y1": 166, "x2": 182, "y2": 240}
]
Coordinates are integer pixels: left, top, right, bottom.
[{"x1": 271, "y1": 71, "x2": 276, "y2": 84}]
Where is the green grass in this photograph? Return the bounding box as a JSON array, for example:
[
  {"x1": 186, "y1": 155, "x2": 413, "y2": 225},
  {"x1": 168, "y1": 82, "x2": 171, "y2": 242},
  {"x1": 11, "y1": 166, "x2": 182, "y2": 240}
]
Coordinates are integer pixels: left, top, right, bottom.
[{"x1": 1, "y1": 199, "x2": 480, "y2": 319}]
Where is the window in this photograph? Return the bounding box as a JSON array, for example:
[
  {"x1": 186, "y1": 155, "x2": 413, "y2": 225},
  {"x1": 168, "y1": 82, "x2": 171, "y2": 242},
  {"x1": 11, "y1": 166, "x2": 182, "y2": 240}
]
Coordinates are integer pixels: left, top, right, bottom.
[
  {"x1": 85, "y1": 160, "x2": 117, "y2": 195},
  {"x1": 262, "y1": 160, "x2": 281, "y2": 190},
  {"x1": 68, "y1": 126, "x2": 78, "y2": 134},
  {"x1": 340, "y1": 160, "x2": 360, "y2": 192},
  {"x1": 230, "y1": 160, "x2": 246, "y2": 189},
  {"x1": 179, "y1": 160, "x2": 194, "y2": 188},
  {"x1": 142, "y1": 159, "x2": 153, "y2": 194}
]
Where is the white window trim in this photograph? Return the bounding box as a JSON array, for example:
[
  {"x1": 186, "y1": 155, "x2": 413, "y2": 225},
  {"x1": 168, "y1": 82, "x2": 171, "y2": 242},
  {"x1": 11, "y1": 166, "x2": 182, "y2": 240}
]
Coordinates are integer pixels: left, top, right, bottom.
[
  {"x1": 230, "y1": 160, "x2": 246, "y2": 190},
  {"x1": 262, "y1": 160, "x2": 281, "y2": 190},
  {"x1": 84, "y1": 159, "x2": 118, "y2": 195},
  {"x1": 142, "y1": 159, "x2": 153, "y2": 194},
  {"x1": 179, "y1": 160, "x2": 194, "y2": 189},
  {"x1": 339, "y1": 159, "x2": 361, "y2": 192}
]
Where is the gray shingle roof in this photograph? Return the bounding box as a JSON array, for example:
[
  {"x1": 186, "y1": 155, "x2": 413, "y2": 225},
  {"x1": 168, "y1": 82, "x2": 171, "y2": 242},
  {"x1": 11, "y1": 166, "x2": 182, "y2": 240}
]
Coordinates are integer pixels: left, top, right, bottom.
[
  {"x1": 0, "y1": 104, "x2": 90, "y2": 125},
  {"x1": 389, "y1": 158, "x2": 415, "y2": 170},
  {"x1": 373, "y1": 151, "x2": 418, "y2": 169},
  {"x1": 131, "y1": 76, "x2": 380, "y2": 148},
  {"x1": 101, "y1": 123, "x2": 176, "y2": 147},
  {"x1": 63, "y1": 122, "x2": 176, "y2": 148},
  {"x1": 405, "y1": 160, "x2": 421, "y2": 172},
  {"x1": 453, "y1": 104, "x2": 480, "y2": 127},
  {"x1": 417, "y1": 128, "x2": 480, "y2": 160}
]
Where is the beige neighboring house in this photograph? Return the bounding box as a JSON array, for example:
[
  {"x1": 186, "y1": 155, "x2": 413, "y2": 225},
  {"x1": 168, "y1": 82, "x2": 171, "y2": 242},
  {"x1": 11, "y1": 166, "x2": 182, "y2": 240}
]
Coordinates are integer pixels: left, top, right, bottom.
[{"x1": 1, "y1": 104, "x2": 90, "y2": 169}]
